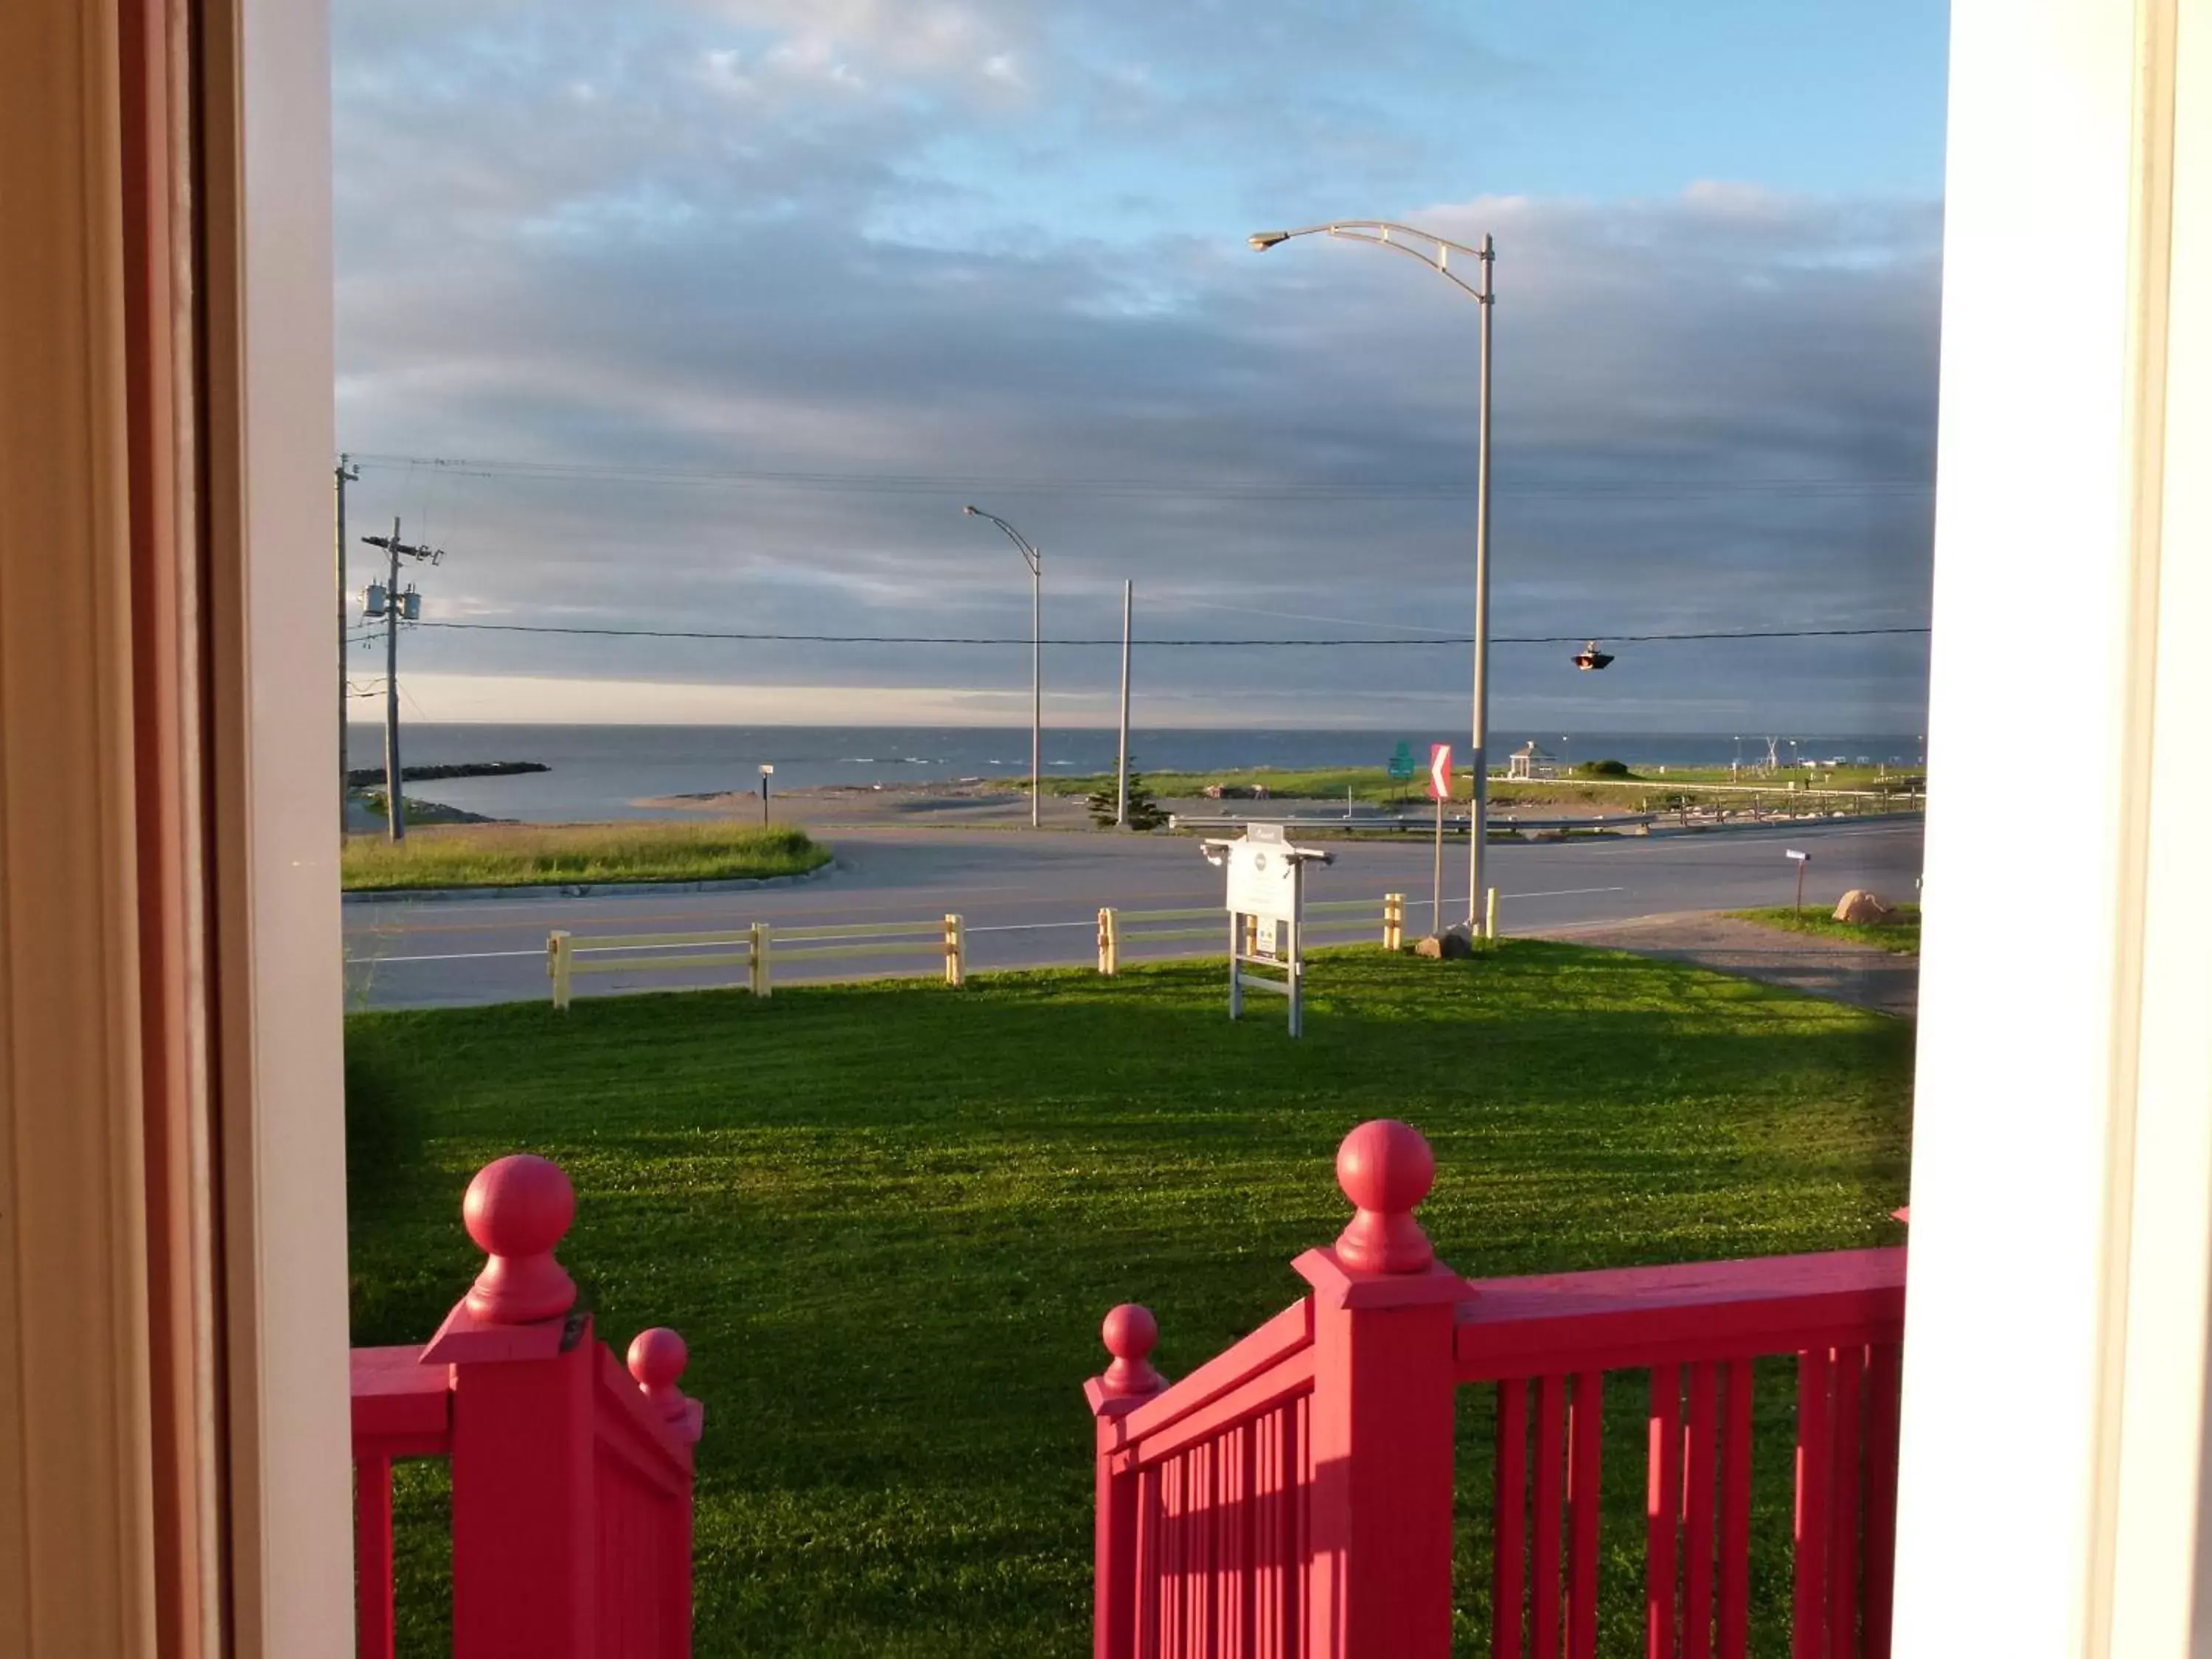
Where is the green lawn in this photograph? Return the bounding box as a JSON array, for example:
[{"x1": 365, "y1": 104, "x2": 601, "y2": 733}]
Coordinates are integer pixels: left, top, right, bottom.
[
  {"x1": 345, "y1": 945, "x2": 1913, "y2": 1656},
  {"x1": 340, "y1": 821, "x2": 830, "y2": 891},
  {"x1": 1730, "y1": 904, "x2": 1923, "y2": 955}
]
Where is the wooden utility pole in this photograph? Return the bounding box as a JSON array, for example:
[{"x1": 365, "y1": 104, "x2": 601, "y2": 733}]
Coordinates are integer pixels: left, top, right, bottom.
[{"x1": 358, "y1": 518, "x2": 444, "y2": 842}]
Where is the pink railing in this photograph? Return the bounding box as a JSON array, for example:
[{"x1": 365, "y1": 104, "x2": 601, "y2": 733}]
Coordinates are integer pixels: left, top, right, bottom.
[
  {"x1": 1087, "y1": 1121, "x2": 1906, "y2": 1659},
  {"x1": 349, "y1": 1155, "x2": 706, "y2": 1659}
]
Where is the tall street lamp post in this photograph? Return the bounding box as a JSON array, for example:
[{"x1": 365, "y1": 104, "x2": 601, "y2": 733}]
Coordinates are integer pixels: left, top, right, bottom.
[
  {"x1": 1249, "y1": 220, "x2": 1495, "y2": 933},
  {"x1": 963, "y1": 504, "x2": 1043, "y2": 828}
]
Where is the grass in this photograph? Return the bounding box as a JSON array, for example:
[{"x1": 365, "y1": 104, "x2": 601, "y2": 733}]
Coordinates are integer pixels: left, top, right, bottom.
[
  {"x1": 1022, "y1": 765, "x2": 1921, "y2": 815},
  {"x1": 338, "y1": 821, "x2": 830, "y2": 891},
  {"x1": 346, "y1": 944, "x2": 1911, "y2": 1656},
  {"x1": 1729, "y1": 904, "x2": 1922, "y2": 955}
]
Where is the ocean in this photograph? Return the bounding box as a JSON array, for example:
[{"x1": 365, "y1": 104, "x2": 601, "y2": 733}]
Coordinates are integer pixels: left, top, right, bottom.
[{"x1": 342, "y1": 725, "x2": 1927, "y2": 824}]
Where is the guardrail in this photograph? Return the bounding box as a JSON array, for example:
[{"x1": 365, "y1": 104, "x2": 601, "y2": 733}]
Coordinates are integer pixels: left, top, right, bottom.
[
  {"x1": 1085, "y1": 1121, "x2": 1905, "y2": 1658},
  {"x1": 550, "y1": 914, "x2": 964, "y2": 1008},
  {"x1": 1096, "y1": 895, "x2": 1402, "y2": 974},
  {"x1": 352, "y1": 1155, "x2": 703, "y2": 1658}
]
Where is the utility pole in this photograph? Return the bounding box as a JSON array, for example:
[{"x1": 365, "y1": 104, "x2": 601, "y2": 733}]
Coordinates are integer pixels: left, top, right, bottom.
[
  {"x1": 358, "y1": 518, "x2": 443, "y2": 843},
  {"x1": 335, "y1": 455, "x2": 359, "y2": 830},
  {"x1": 1468, "y1": 232, "x2": 1495, "y2": 934},
  {"x1": 1116, "y1": 580, "x2": 1133, "y2": 827}
]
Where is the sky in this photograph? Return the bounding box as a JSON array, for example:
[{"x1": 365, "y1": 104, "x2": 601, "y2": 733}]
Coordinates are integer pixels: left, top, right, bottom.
[{"x1": 334, "y1": 1, "x2": 1950, "y2": 732}]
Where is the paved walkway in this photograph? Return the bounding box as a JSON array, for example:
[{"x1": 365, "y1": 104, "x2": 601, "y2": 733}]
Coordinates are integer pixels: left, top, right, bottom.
[{"x1": 1529, "y1": 911, "x2": 1919, "y2": 1019}]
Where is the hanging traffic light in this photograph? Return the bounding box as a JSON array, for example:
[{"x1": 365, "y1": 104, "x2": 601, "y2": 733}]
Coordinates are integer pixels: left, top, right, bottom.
[{"x1": 1573, "y1": 640, "x2": 1615, "y2": 671}]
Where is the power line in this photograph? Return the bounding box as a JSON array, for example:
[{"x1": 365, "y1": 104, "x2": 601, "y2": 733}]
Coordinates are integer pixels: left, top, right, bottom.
[
  {"x1": 347, "y1": 451, "x2": 1934, "y2": 504},
  {"x1": 414, "y1": 620, "x2": 1930, "y2": 647}
]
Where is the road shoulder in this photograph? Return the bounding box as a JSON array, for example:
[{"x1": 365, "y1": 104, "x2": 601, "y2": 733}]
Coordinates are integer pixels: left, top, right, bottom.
[{"x1": 1528, "y1": 910, "x2": 1919, "y2": 1018}]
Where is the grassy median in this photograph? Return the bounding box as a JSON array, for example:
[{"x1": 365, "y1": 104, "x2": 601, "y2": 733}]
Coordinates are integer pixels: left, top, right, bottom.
[
  {"x1": 339, "y1": 820, "x2": 830, "y2": 891},
  {"x1": 346, "y1": 945, "x2": 1912, "y2": 1657},
  {"x1": 1730, "y1": 903, "x2": 1923, "y2": 954}
]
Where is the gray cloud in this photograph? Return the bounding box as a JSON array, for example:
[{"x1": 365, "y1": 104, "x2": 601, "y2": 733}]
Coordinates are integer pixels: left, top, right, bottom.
[{"x1": 335, "y1": 1, "x2": 1939, "y2": 733}]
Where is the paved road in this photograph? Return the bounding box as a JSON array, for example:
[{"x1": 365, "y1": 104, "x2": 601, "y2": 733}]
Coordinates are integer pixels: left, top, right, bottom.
[{"x1": 341, "y1": 818, "x2": 1924, "y2": 1011}]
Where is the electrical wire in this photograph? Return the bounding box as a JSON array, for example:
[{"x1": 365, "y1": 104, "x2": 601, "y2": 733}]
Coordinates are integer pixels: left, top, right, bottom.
[
  {"x1": 412, "y1": 620, "x2": 1930, "y2": 647},
  {"x1": 346, "y1": 451, "x2": 1934, "y2": 504}
]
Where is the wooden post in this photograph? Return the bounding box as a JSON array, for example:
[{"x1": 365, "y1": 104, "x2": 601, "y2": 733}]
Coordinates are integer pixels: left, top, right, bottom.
[
  {"x1": 1096, "y1": 907, "x2": 1117, "y2": 975},
  {"x1": 1432, "y1": 793, "x2": 1444, "y2": 936},
  {"x1": 1085, "y1": 1305, "x2": 1168, "y2": 1659},
  {"x1": 1486, "y1": 886, "x2": 1499, "y2": 942},
  {"x1": 425, "y1": 1155, "x2": 596, "y2": 1659},
  {"x1": 548, "y1": 930, "x2": 573, "y2": 1010},
  {"x1": 754, "y1": 920, "x2": 773, "y2": 998},
  {"x1": 944, "y1": 914, "x2": 964, "y2": 987},
  {"x1": 1293, "y1": 1121, "x2": 1464, "y2": 1659},
  {"x1": 1383, "y1": 893, "x2": 1403, "y2": 951}
]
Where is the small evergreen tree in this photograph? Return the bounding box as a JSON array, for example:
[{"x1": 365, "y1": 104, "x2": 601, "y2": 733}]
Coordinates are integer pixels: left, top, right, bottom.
[{"x1": 1087, "y1": 768, "x2": 1168, "y2": 830}]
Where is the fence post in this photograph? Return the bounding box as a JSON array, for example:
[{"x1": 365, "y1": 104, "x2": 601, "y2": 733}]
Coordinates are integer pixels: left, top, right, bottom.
[
  {"x1": 549, "y1": 930, "x2": 573, "y2": 1009},
  {"x1": 1383, "y1": 893, "x2": 1402, "y2": 950},
  {"x1": 754, "y1": 920, "x2": 773, "y2": 998},
  {"x1": 945, "y1": 914, "x2": 965, "y2": 987},
  {"x1": 424, "y1": 1155, "x2": 596, "y2": 1659},
  {"x1": 1085, "y1": 1304, "x2": 1168, "y2": 1659},
  {"x1": 1293, "y1": 1121, "x2": 1464, "y2": 1659},
  {"x1": 1485, "y1": 886, "x2": 1500, "y2": 941},
  {"x1": 1097, "y1": 907, "x2": 1117, "y2": 975}
]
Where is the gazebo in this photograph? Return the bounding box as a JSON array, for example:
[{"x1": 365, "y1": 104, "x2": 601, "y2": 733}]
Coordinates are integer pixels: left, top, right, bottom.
[{"x1": 1507, "y1": 741, "x2": 1559, "y2": 781}]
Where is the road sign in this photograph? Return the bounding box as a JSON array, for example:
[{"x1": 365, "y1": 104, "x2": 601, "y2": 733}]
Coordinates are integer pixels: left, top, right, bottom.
[
  {"x1": 1428, "y1": 743, "x2": 1453, "y2": 801},
  {"x1": 1387, "y1": 741, "x2": 1416, "y2": 784}
]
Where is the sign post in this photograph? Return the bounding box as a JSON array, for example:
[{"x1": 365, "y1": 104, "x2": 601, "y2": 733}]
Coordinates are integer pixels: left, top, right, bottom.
[
  {"x1": 1202, "y1": 824, "x2": 1334, "y2": 1037},
  {"x1": 1787, "y1": 848, "x2": 1810, "y2": 912},
  {"x1": 759, "y1": 764, "x2": 774, "y2": 827},
  {"x1": 1428, "y1": 744, "x2": 1453, "y2": 936}
]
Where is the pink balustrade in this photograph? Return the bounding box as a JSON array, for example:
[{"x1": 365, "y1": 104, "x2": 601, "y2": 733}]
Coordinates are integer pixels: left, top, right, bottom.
[
  {"x1": 349, "y1": 1155, "x2": 706, "y2": 1659},
  {"x1": 1086, "y1": 1121, "x2": 1906, "y2": 1659}
]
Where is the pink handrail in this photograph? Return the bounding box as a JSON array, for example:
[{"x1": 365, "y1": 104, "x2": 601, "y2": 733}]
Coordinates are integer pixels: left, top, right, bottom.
[
  {"x1": 349, "y1": 1155, "x2": 705, "y2": 1659},
  {"x1": 1085, "y1": 1121, "x2": 1907, "y2": 1659}
]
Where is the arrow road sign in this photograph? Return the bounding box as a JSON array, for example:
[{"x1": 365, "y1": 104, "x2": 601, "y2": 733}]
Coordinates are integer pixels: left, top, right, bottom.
[{"x1": 1429, "y1": 743, "x2": 1453, "y2": 801}]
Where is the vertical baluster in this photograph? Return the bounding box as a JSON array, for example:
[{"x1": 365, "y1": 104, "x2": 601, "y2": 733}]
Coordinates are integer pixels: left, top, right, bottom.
[
  {"x1": 1718, "y1": 1360, "x2": 1753, "y2": 1659},
  {"x1": 1191, "y1": 1440, "x2": 1212, "y2": 1654},
  {"x1": 1828, "y1": 1349, "x2": 1864, "y2": 1659},
  {"x1": 1495, "y1": 1379, "x2": 1528, "y2": 1659},
  {"x1": 1138, "y1": 1466, "x2": 1162, "y2": 1659},
  {"x1": 1793, "y1": 1349, "x2": 1834, "y2": 1659},
  {"x1": 1534, "y1": 1375, "x2": 1567, "y2": 1659},
  {"x1": 1682, "y1": 1365, "x2": 1718, "y2": 1659},
  {"x1": 1648, "y1": 1366, "x2": 1682, "y2": 1659},
  {"x1": 1163, "y1": 1456, "x2": 1183, "y2": 1659},
  {"x1": 355, "y1": 1453, "x2": 396, "y2": 1659},
  {"x1": 1254, "y1": 1408, "x2": 1285, "y2": 1659},
  {"x1": 1293, "y1": 1393, "x2": 1311, "y2": 1659},
  {"x1": 1568, "y1": 1371, "x2": 1604, "y2": 1659},
  {"x1": 1232, "y1": 1422, "x2": 1255, "y2": 1658},
  {"x1": 1860, "y1": 1345, "x2": 1902, "y2": 1659}
]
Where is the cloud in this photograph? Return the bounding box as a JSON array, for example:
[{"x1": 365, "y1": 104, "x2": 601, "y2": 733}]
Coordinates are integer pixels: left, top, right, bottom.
[{"x1": 334, "y1": 1, "x2": 1940, "y2": 733}]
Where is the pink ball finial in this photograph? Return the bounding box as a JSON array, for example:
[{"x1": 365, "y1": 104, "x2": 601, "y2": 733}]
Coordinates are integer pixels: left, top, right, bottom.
[
  {"x1": 1099, "y1": 1304, "x2": 1166, "y2": 1399},
  {"x1": 461, "y1": 1154, "x2": 577, "y2": 1324},
  {"x1": 1332, "y1": 1120, "x2": 1436, "y2": 1274},
  {"x1": 627, "y1": 1327, "x2": 689, "y2": 1420}
]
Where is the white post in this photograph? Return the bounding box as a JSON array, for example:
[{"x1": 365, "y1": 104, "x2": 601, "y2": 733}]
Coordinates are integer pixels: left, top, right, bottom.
[
  {"x1": 1468, "y1": 234, "x2": 1495, "y2": 932},
  {"x1": 944, "y1": 914, "x2": 964, "y2": 987},
  {"x1": 549, "y1": 931, "x2": 572, "y2": 1010}
]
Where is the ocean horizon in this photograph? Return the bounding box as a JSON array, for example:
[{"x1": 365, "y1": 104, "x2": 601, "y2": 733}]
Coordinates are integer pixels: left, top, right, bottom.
[{"x1": 342, "y1": 723, "x2": 1928, "y2": 824}]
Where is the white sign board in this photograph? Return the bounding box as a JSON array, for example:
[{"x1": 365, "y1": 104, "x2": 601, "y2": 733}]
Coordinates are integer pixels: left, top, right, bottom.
[{"x1": 1225, "y1": 841, "x2": 1298, "y2": 923}]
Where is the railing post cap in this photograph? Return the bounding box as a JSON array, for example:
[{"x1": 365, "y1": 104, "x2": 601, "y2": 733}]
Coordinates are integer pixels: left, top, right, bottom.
[
  {"x1": 627, "y1": 1326, "x2": 688, "y2": 1391},
  {"x1": 1332, "y1": 1119, "x2": 1436, "y2": 1274},
  {"x1": 1098, "y1": 1303, "x2": 1166, "y2": 1400},
  {"x1": 461, "y1": 1154, "x2": 578, "y2": 1324}
]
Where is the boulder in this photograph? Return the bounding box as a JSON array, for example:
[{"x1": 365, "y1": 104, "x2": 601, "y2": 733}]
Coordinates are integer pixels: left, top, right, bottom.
[
  {"x1": 1833, "y1": 889, "x2": 1895, "y2": 925},
  {"x1": 1414, "y1": 931, "x2": 1475, "y2": 960}
]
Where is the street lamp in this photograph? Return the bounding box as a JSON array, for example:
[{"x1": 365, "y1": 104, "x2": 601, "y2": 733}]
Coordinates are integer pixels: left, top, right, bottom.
[
  {"x1": 963, "y1": 504, "x2": 1043, "y2": 828},
  {"x1": 1250, "y1": 219, "x2": 1496, "y2": 932}
]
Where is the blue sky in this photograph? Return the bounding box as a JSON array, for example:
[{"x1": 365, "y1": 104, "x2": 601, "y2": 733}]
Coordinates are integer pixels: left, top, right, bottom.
[{"x1": 335, "y1": 1, "x2": 1949, "y2": 730}]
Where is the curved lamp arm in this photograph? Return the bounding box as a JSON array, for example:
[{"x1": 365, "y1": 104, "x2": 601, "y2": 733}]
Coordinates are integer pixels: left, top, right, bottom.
[
  {"x1": 1248, "y1": 220, "x2": 1491, "y2": 303},
  {"x1": 962, "y1": 504, "x2": 1040, "y2": 574}
]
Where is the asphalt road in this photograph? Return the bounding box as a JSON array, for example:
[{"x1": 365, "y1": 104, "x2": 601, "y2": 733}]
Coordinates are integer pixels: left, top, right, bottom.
[{"x1": 342, "y1": 818, "x2": 1924, "y2": 1012}]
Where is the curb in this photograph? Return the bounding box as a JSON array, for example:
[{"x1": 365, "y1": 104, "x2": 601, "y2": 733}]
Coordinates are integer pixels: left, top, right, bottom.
[{"x1": 341, "y1": 860, "x2": 838, "y2": 905}]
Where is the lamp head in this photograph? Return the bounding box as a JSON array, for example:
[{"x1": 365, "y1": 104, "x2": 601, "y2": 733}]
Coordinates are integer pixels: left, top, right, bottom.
[
  {"x1": 962, "y1": 504, "x2": 981, "y2": 516},
  {"x1": 1248, "y1": 231, "x2": 1290, "y2": 251}
]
